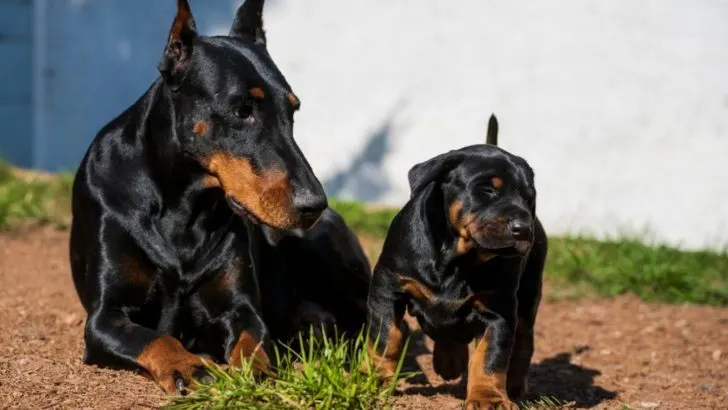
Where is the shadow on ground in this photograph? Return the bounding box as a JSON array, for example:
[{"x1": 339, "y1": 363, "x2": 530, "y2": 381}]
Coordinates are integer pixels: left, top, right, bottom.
[
  {"x1": 526, "y1": 348, "x2": 617, "y2": 407},
  {"x1": 398, "y1": 329, "x2": 616, "y2": 407}
]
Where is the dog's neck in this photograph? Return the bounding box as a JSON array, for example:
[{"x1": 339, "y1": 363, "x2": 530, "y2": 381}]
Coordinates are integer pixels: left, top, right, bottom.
[{"x1": 138, "y1": 79, "x2": 210, "y2": 200}]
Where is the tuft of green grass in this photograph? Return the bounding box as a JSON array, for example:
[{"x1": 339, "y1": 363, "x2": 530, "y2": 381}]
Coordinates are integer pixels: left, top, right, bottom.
[
  {"x1": 0, "y1": 161, "x2": 73, "y2": 229},
  {"x1": 166, "y1": 328, "x2": 411, "y2": 410},
  {"x1": 546, "y1": 236, "x2": 728, "y2": 305},
  {"x1": 329, "y1": 201, "x2": 728, "y2": 306},
  {"x1": 329, "y1": 199, "x2": 398, "y2": 238}
]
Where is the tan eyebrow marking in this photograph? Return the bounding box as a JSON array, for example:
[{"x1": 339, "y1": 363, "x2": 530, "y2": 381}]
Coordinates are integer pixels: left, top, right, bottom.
[
  {"x1": 491, "y1": 177, "x2": 503, "y2": 189},
  {"x1": 288, "y1": 93, "x2": 300, "y2": 108},
  {"x1": 249, "y1": 87, "x2": 265, "y2": 99}
]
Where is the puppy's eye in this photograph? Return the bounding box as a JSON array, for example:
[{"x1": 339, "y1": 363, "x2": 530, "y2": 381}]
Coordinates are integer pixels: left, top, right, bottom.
[
  {"x1": 480, "y1": 186, "x2": 498, "y2": 197},
  {"x1": 477, "y1": 183, "x2": 498, "y2": 198},
  {"x1": 234, "y1": 101, "x2": 255, "y2": 124}
]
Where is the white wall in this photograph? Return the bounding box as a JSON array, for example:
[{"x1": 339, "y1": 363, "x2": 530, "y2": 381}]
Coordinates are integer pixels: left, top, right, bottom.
[{"x1": 218, "y1": 0, "x2": 728, "y2": 249}]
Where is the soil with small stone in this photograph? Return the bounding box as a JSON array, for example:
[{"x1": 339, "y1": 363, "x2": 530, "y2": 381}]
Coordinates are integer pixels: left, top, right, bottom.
[{"x1": 1, "y1": 229, "x2": 726, "y2": 410}]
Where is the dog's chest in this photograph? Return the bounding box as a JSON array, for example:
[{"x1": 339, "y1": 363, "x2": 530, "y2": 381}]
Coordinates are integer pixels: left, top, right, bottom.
[{"x1": 405, "y1": 278, "x2": 486, "y2": 343}]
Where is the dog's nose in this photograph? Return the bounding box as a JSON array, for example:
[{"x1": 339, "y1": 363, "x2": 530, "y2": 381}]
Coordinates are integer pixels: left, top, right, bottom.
[
  {"x1": 508, "y1": 219, "x2": 532, "y2": 240},
  {"x1": 293, "y1": 192, "x2": 327, "y2": 229}
]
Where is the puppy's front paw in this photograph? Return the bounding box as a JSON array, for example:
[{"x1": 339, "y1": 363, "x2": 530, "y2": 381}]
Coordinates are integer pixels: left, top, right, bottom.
[
  {"x1": 463, "y1": 393, "x2": 517, "y2": 410},
  {"x1": 433, "y1": 340, "x2": 468, "y2": 380},
  {"x1": 506, "y1": 377, "x2": 528, "y2": 401}
]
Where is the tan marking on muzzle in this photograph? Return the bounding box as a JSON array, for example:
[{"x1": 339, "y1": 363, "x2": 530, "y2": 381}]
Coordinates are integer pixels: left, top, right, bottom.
[
  {"x1": 206, "y1": 153, "x2": 297, "y2": 228},
  {"x1": 448, "y1": 200, "x2": 495, "y2": 261}
]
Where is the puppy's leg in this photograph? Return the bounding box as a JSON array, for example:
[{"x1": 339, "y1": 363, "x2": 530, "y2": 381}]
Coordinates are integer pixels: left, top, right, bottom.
[
  {"x1": 506, "y1": 319, "x2": 535, "y2": 401},
  {"x1": 433, "y1": 340, "x2": 469, "y2": 381},
  {"x1": 465, "y1": 313, "x2": 517, "y2": 410},
  {"x1": 508, "y1": 225, "x2": 546, "y2": 400},
  {"x1": 507, "y1": 278, "x2": 541, "y2": 400},
  {"x1": 365, "y1": 267, "x2": 406, "y2": 381}
]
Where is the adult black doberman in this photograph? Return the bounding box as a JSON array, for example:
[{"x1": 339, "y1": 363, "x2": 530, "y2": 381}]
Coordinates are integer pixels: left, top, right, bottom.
[
  {"x1": 69, "y1": 0, "x2": 361, "y2": 395},
  {"x1": 366, "y1": 116, "x2": 548, "y2": 409}
]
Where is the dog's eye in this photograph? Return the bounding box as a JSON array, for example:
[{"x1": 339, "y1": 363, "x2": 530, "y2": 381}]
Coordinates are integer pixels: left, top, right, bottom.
[
  {"x1": 234, "y1": 101, "x2": 256, "y2": 124},
  {"x1": 481, "y1": 187, "x2": 497, "y2": 197},
  {"x1": 477, "y1": 184, "x2": 498, "y2": 198}
]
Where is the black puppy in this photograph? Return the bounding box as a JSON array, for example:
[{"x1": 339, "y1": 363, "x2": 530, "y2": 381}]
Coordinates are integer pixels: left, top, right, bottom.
[
  {"x1": 70, "y1": 0, "x2": 330, "y2": 394},
  {"x1": 366, "y1": 116, "x2": 547, "y2": 409},
  {"x1": 259, "y1": 207, "x2": 372, "y2": 342}
]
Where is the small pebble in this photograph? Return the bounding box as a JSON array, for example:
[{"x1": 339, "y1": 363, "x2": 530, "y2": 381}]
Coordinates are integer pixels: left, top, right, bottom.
[
  {"x1": 712, "y1": 350, "x2": 722, "y2": 361},
  {"x1": 639, "y1": 402, "x2": 660, "y2": 409}
]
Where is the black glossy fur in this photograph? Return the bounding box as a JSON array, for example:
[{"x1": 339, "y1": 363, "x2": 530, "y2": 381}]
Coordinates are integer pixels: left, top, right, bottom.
[
  {"x1": 260, "y1": 208, "x2": 372, "y2": 342},
  {"x1": 69, "y1": 0, "x2": 369, "y2": 395},
  {"x1": 366, "y1": 116, "x2": 547, "y2": 408}
]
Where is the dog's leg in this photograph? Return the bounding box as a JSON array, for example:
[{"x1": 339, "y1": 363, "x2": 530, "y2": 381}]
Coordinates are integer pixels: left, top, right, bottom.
[
  {"x1": 222, "y1": 302, "x2": 272, "y2": 376},
  {"x1": 365, "y1": 268, "x2": 406, "y2": 381},
  {"x1": 507, "y1": 221, "x2": 546, "y2": 400},
  {"x1": 506, "y1": 318, "x2": 535, "y2": 401},
  {"x1": 432, "y1": 340, "x2": 469, "y2": 380},
  {"x1": 85, "y1": 309, "x2": 208, "y2": 395},
  {"x1": 465, "y1": 312, "x2": 517, "y2": 410}
]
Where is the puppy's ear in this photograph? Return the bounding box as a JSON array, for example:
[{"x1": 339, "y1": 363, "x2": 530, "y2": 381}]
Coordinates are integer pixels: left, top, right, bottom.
[
  {"x1": 230, "y1": 0, "x2": 267, "y2": 45},
  {"x1": 158, "y1": 0, "x2": 198, "y2": 90},
  {"x1": 408, "y1": 151, "x2": 466, "y2": 196},
  {"x1": 486, "y1": 114, "x2": 498, "y2": 146}
]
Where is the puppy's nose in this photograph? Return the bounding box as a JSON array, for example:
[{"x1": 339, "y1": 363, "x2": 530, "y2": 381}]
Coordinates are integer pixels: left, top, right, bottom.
[
  {"x1": 293, "y1": 192, "x2": 327, "y2": 229},
  {"x1": 508, "y1": 219, "x2": 532, "y2": 240}
]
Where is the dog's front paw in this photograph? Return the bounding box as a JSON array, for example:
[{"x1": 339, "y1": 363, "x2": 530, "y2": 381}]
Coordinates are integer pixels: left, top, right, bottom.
[
  {"x1": 138, "y1": 336, "x2": 212, "y2": 396},
  {"x1": 433, "y1": 340, "x2": 468, "y2": 380},
  {"x1": 148, "y1": 357, "x2": 211, "y2": 396},
  {"x1": 464, "y1": 390, "x2": 517, "y2": 410}
]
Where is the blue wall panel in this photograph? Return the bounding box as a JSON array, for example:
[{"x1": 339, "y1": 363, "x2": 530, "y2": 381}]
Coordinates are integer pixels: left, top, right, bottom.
[
  {"x1": 0, "y1": 0, "x2": 32, "y2": 167},
  {"x1": 37, "y1": 0, "x2": 238, "y2": 171},
  {"x1": 0, "y1": 105, "x2": 33, "y2": 166},
  {"x1": 0, "y1": 0, "x2": 32, "y2": 38}
]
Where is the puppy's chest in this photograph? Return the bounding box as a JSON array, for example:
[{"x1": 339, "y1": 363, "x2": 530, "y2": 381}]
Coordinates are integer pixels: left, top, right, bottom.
[{"x1": 404, "y1": 277, "x2": 491, "y2": 343}]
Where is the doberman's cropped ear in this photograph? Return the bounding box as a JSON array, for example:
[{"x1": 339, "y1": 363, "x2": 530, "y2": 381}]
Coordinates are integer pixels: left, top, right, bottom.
[
  {"x1": 408, "y1": 151, "x2": 466, "y2": 196},
  {"x1": 230, "y1": 0, "x2": 267, "y2": 45},
  {"x1": 158, "y1": 0, "x2": 198, "y2": 90},
  {"x1": 486, "y1": 114, "x2": 498, "y2": 146}
]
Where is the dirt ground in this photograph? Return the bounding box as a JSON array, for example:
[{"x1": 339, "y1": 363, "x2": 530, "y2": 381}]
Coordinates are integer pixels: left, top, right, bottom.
[{"x1": 1, "y1": 229, "x2": 726, "y2": 410}]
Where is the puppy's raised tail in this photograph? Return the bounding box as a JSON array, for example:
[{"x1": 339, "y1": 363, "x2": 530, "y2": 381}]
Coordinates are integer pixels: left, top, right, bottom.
[{"x1": 486, "y1": 114, "x2": 499, "y2": 146}]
